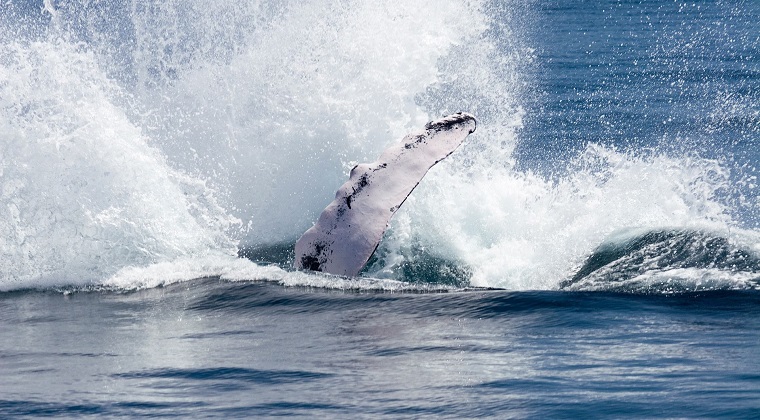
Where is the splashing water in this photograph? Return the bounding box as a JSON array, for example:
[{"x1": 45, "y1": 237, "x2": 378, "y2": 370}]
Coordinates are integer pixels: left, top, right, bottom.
[
  {"x1": 0, "y1": 0, "x2": 757, "y2": 292},
  {"x1": 368, "y1": 145, "x2": 759, "y2": 289},
  {"x1": 0, "y1": 39, "x2": 240, "y2": 289}
]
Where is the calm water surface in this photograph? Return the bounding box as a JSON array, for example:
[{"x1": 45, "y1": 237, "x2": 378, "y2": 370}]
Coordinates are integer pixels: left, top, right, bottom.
[{"x1": 2, "y1": 281, "x2": 760, "y2": 418}]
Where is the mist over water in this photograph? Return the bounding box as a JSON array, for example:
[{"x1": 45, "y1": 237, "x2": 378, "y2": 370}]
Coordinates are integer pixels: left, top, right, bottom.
[{"x1": 1, "y1": 0, "x2": 758, "y2": 291}]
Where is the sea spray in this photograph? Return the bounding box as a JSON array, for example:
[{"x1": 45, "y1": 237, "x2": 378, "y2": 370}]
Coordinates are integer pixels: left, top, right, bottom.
[
  {"x1": 368, "y1": 145, "x2": 758, "y2": 289},
  {"x1": 0, "y1": 0, "x2": 506, "y2": 289},
  {"x1": 0, "y1": 38, "x2": 239, "y2": 289},
  {"x1": 123, "y1": 0, "x2": 498, "y2": 244},
  {"x1": 0, "y1": 0, "x2": 757, "y2": 291}
]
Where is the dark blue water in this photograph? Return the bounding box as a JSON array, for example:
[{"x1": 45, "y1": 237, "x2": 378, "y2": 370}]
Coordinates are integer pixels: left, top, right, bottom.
[
  {"x1": 2, "y1": 0, "x2": 759, "y2": 417},
  {"x1": 2, "y1": 282, "x2": 760, "y2": 418},
  {"x1": 519, "y1": 0, "x2": 758, "y2": 162}
]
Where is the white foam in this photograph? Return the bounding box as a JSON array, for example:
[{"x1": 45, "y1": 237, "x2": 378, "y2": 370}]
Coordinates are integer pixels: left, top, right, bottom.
[
  {"x1": 370, "y1": 145, "x2": 759, "y2": 289},
  {"x1": 0, "y1": 40, "x2": 239, "y2": 290},
  {"x1": 124, "y1": 0, "x2": 493, "y2": 245},
  {"x1": 103, "y1": 256, "x2": 456, "y2": 293},
  {"x1": 564, "y1": 267, "x2": 760, "y2": 294}
]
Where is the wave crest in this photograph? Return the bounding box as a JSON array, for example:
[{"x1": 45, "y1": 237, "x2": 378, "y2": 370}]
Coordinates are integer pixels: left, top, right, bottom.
[{"x1": 561, "y1": 228, "x2": 760, "y2": 293}]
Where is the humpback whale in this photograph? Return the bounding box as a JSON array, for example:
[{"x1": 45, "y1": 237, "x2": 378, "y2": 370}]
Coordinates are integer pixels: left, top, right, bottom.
[{"x1": 294, "y1": 112, "x2": 477, "y2": 276}]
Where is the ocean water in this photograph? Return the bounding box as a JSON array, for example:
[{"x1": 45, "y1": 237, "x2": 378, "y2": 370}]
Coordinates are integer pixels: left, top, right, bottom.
[{"x1": 1, "y1": 0, "x2": 759, "y2": 417}]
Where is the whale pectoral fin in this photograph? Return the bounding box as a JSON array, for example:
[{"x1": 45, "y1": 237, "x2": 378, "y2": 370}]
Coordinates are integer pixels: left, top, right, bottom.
[{"x1": 294, "y1": 113, "x2": 477, "y2": 276}]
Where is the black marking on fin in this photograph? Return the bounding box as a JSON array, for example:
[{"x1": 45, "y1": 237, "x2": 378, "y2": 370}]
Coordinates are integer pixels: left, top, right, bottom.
[{"x1": 301, "y1": 255, "x2": 322, "y2": 271}]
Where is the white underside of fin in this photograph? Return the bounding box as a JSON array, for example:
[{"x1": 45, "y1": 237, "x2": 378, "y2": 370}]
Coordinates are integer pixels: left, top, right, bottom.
[{"x1": 294, "y1": 112, "x2": 477, "y2": 276}]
